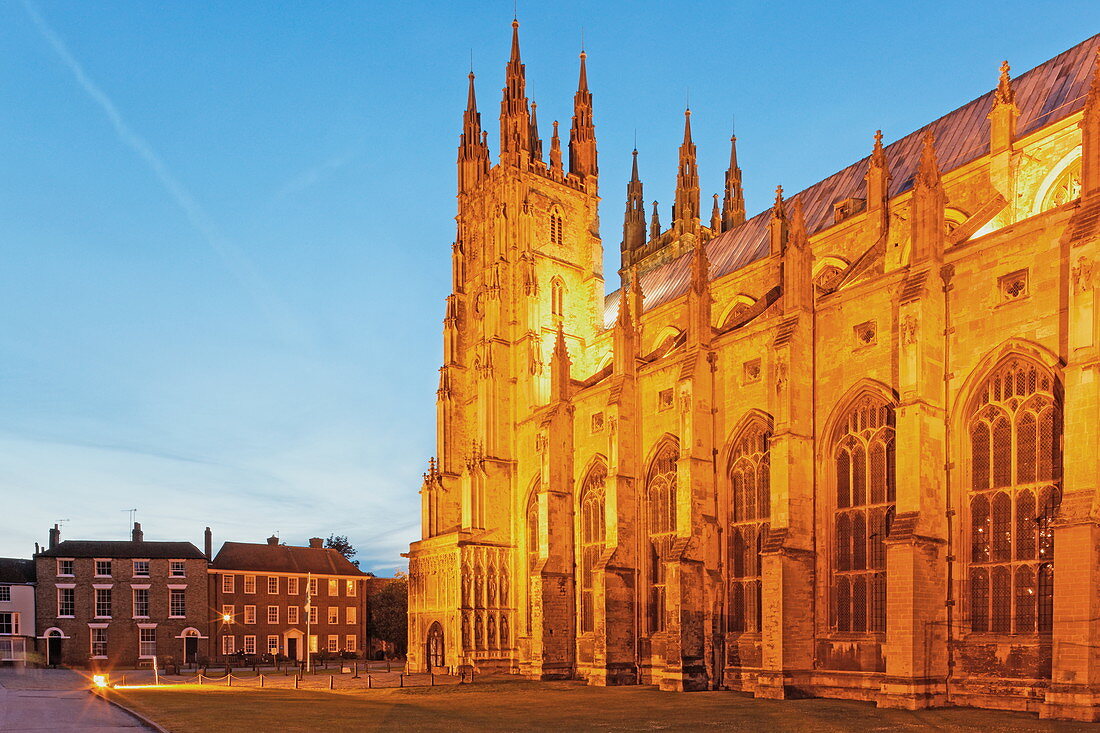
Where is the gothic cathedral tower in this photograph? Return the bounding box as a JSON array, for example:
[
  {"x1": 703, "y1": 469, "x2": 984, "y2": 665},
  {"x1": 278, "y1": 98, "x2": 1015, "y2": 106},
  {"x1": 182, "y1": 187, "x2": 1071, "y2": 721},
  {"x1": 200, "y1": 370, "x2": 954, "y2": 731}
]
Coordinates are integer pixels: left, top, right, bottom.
[{"x1": 408, "y1": 20, "x2": 603, "y2": 676}]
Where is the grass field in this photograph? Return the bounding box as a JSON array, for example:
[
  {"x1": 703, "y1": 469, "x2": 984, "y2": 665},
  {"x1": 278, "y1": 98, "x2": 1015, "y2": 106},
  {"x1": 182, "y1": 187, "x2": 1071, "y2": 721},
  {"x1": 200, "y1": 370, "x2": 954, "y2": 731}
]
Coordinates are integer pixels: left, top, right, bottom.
[{"x1": 106, "y1": 677, "x2": 1093, "y2": 732}]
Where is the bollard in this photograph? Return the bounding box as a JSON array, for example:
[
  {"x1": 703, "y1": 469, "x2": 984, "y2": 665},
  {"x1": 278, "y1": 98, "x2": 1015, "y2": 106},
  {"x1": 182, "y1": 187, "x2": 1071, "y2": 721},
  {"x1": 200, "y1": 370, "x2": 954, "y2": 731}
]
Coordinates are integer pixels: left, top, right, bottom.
[
  {"x1": 121, "y1": 675, "x2": 126, "y2": 687},
  {"x1": 329, "y1": 675, "x2": 334, "y2": 690},
  {"x1": 260, "y1": 674, "x2": 264, "y2": 688},
  {"x1": 294, "y1": 675, "x2": 299, "y2": 690},
  {"x1": 399, "y1": 673, "x2": 404, "y2": 688},
  {"x1": 367, "y1": 675, "x2": 372, "y2": 689},
  {"x1": 431, "y1": 672, "x2": 435, "y2": 686},
  {"x1": 198, "y1": 675, "x2": 203, "y2": 686},
  {"x1": 228, "y1": 675, "x2": 232, "y2": 688}
]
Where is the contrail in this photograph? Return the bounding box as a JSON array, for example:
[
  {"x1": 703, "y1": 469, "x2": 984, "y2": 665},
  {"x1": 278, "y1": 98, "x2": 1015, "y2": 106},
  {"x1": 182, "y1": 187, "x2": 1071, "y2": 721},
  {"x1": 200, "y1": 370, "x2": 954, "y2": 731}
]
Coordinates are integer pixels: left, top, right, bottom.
[{"x1": 22, "y1": 1, "x2": 301, "y2": 340}]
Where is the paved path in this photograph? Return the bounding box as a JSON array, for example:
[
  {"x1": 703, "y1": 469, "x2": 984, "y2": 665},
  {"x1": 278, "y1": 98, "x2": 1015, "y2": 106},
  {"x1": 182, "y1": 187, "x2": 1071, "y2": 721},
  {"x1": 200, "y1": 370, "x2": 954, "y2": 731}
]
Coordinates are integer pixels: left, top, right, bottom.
[{"x1": 0, "y1": 668, "x2": 151, "y2": 732}]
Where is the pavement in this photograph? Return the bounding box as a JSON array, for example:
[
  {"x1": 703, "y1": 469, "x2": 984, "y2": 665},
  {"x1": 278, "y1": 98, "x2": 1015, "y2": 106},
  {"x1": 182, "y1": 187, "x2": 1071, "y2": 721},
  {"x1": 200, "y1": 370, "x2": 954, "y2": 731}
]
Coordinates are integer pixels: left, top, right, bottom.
[{"x1": 0, "y1": 668, "x2": 152, "y2": 732}]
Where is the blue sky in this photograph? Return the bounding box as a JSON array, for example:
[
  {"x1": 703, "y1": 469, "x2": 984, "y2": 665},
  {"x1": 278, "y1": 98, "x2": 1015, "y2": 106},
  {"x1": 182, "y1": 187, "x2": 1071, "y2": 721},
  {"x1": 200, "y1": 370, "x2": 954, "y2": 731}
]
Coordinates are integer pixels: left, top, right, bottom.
[{"x1": 2, "y1": 1, "x2": 1097, "y2": 573}]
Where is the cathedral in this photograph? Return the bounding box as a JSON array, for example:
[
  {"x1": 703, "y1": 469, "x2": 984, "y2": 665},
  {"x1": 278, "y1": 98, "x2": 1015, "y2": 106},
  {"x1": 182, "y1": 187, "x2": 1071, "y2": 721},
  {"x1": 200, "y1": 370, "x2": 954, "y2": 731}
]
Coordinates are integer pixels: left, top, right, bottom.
[{"x1": 406, "y1": 22, "x2": 1100, "y2": 721}]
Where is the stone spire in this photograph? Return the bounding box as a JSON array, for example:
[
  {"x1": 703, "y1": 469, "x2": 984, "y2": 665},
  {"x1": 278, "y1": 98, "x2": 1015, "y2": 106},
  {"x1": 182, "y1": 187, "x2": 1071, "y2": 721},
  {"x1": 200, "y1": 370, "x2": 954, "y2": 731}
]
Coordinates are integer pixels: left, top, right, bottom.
[
  {"x1": 722, "y1": 133, "x2": 746, "y2": 230},
  {"x1": 1083, "y1": 50, "x2": 1100, "y2": 195},
  {"x1": 865, "y1": 130, "x2": 890, "y2": 242},
  {"x1": 549, "y1": 121, "x2": 563, "y2": 174},
  {"x1": 911, "y1": 130, "x2": 945, "y2": 263},
  {"x1": 550, "y1": 323, "x2": 571, "y2": 402},
  {"x1": 613, "y1": 272, "x2": 637, "y2": 377},
  {"x1": 622, "y1": 149, "x2": 646, "y2": 266},
  {"x1": 710, "y1": 194, "x2": 721, "y2": 231},
  {"x1": 769, "y1": 185, "x2": 788, "y2": 256},
  {"x1": 458, "y1": 71, "x2": 490, "y2": 194},
  {"x1": 529, "y1": 102, "x2": 543, "y2": 162},
  {"x1": 673, "y1": 109, "x2": 700, "y2": 233},
  {"x1": 687, "y1": 239, "x2": 712, "y2": 347},
  {"x1": 650, "y1": 200, "x2": 661, "y2": 241},
  {"x1": 568, "y1": 51, "x2": 598, "y2": 181},
  {"x1": 499, "y1": 20, "x2": 530, "y2": 165}
]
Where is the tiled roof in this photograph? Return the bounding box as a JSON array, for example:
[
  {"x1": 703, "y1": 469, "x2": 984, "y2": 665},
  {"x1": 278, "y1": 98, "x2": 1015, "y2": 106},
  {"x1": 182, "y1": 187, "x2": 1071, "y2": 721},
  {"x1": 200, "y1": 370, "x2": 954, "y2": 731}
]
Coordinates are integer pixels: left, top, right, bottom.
[
  {"x1": 210, "y1": 541, "x2": 366, "y2": 576},
  {"x1": 37, "y1": 540, "x2": 206, "y2": 559},
  {"x1": 0, "y1": 558, "x2": 36, "y2": 584},
  {"x1": 604, "y1": 33, "x2": 1100, "y2": 327}
]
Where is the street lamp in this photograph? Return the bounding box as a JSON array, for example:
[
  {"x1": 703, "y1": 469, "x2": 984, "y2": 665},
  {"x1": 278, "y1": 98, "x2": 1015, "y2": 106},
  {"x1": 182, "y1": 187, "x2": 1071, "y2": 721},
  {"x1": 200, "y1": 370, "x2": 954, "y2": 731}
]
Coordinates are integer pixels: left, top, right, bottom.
[{"x1": 305, "y1": 572, "x2": 312, "y2": 673}]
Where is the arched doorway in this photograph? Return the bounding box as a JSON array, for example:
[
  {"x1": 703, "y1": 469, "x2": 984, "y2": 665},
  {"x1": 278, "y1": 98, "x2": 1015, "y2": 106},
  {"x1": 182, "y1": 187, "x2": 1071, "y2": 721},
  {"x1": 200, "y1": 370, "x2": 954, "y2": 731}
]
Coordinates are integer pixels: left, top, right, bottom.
[
  {"x1": 426, "y1": 622, "x2": 445, "y2": 671},
  {"x1": 45, "y1": 629, "x2": 64, "y2": 667},
  {"x1": 182, "y1": 628, "x2": 200, "y2": 664}
]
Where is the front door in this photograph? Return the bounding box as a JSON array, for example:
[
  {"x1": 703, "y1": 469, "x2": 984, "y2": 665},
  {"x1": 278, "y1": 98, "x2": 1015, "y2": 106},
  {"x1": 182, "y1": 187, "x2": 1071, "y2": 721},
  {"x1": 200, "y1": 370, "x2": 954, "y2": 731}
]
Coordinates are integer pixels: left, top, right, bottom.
[
  {"x1": 184, "y1": 636, "x2": 198, "y2": 664},
  {"x1": 287, "y1": 637, "x2": 298, "y2": 661},
  {"x1": 47, "y1": 635, "x2": 63, "y2": 667},
  {"x1": 426, "y1": 622, "x2": 444, "y2": 671}
]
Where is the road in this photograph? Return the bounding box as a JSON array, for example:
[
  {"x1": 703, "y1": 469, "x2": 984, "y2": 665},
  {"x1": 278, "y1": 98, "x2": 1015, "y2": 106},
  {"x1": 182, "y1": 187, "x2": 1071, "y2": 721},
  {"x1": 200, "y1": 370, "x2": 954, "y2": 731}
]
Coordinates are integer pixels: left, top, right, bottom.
[{"x1": 0, "y1": 668, "x2": 152, "y2": 732}]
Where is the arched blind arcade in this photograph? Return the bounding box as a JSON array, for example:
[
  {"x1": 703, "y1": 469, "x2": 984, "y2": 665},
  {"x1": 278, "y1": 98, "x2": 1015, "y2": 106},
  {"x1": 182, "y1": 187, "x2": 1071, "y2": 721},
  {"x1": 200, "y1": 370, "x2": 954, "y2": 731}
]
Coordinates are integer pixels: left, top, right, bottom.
[
  {"x1": 833, "y1": 394, "x2": 895, "y2": 634},
  {"x1": 647, "y1": 442, "x2": 678, "y2": 633},
  {"x1": 968, "y1": 357, "x2": 1060, "y2": 635},
  {"x1": 728, "y1": 419, "x2": 771, "y2": 633}
]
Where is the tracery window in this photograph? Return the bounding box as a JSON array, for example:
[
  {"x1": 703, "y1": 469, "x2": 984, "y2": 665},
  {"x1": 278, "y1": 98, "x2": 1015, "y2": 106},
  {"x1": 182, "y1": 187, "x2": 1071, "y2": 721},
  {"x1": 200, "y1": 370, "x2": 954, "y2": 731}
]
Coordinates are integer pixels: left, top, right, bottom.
[
  {"x1": 647, "y1": 441, "x2": 678, "y2": 634},
  {"x1": 968, "y1": 357, "x2": 1060, "y2": 635},
  {"x1": 1039, "y1": 157, "x2": 1082, "y2": 212},
  {"x1": 833, "y1": 393, "x2": 895, "y2": 633},
  {"x1": 579, "y1": 462, "x2": 607, "y2": 634},
  {"x1": 727, "y1": 419, "x2": 771, "y2": 633}
]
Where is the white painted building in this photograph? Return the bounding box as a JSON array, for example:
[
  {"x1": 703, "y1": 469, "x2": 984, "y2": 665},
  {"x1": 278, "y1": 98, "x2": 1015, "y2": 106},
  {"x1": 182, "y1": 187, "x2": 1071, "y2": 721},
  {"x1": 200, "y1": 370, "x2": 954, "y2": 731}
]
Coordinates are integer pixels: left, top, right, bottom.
[{"x1": 0, "y1": 558, "x2": 36, "y2": 664}]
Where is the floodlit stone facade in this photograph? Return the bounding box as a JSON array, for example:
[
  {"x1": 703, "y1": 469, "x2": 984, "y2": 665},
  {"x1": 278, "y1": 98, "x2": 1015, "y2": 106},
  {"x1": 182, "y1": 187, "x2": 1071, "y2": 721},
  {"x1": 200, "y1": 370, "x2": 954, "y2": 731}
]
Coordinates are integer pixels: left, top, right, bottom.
[{"x1": 407, "y1": 24, "x2": 1100, "y2": 721}]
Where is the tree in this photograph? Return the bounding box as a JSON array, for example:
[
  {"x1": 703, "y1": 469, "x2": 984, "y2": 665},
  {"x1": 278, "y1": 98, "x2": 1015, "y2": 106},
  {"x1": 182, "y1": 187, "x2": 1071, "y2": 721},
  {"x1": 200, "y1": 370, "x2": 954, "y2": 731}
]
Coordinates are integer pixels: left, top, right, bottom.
[
  {"x1": 368, "y1": 576, "x2": 408, "y2": 656},
  {"x1": 324, "y1": 534, "x2": 360, "y2": 568}
]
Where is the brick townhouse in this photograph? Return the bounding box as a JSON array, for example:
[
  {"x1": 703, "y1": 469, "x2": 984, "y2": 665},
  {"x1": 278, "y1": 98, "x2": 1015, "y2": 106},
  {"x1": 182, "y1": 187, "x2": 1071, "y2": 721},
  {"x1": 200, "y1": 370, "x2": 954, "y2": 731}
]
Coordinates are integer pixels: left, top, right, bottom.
[
  {"x1": 35, "y1": 523, "x2": 211, "y2": 668},
  {"x1": 208, "y1": 536, "x2": 368, "y2": 661}
]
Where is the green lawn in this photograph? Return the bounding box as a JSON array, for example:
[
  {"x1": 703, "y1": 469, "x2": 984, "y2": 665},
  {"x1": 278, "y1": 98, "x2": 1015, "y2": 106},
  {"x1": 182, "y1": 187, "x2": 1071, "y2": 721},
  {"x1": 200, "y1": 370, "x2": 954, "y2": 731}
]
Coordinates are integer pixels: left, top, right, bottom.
[{"x1": 108, "y1": 678, "x2": 1089, "y2": 732}]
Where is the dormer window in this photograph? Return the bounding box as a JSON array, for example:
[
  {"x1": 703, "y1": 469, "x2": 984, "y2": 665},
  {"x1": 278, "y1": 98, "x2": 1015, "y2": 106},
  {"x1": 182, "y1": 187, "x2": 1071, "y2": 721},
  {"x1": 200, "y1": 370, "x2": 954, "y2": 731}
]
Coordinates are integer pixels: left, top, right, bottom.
[{"x1": 833, "y1": 197, "x2": 866, "y2": 223}]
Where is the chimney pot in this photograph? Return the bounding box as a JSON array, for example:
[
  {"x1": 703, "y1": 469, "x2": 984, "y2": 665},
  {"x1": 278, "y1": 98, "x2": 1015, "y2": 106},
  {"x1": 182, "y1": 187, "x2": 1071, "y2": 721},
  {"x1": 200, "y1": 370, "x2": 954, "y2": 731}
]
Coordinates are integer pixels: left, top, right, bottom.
[
  {"x1": 48, "y1": 524, "x2": 60, "y2": 550},
  {"x1": 204, "y1": 527, "x2": 212, "y2": 561},
  {"x1": 132, "y1": 522, "x2": 144, "y2": 542},
  {"x1": 308, "y1": 537, "x2": 324, "y2": 549},
  {"x1": 267, "y1": 535, "x2": 280, "y2": 546}
]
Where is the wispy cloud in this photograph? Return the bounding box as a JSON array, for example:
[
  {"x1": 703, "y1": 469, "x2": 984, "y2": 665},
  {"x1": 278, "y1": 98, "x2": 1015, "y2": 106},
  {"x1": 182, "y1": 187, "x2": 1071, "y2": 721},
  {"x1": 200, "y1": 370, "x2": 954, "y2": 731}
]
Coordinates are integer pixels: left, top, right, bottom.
[
  {"x1": 273, "y1": 148, "x2": 362, "y2": 202},
  {"x1": 21, "y1": 0, "x2": 302, "y2": 341}
]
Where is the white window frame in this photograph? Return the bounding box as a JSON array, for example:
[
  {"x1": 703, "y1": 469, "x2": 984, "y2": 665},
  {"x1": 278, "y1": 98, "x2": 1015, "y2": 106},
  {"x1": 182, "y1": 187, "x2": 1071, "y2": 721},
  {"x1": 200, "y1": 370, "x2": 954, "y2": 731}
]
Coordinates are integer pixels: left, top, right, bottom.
[
  {"x1": 94, "y1": 559, "x2": 112, "y2": 578},
  {"x1": 222, "y1": 604, "x2": 234, "y2": 621},
  {"x1": 93, "y1": 586, "x2": 112, "y2": 619},
  {"x1": 308, "y1": 635, "x2": 318, "y2": 653},
  {"x1": 169, "y1": 560, "x2": 186, "y2": 578},
  {"x1": 56, "y1": 586, "x2": 75, "y2": 618},
  {"x1": 288, "y1": 577, "x2": 300, "y2": 595},
  {"x1": 327, "y1": 635, "x2": 339, "y2": 653},
  {"x1": 308, "y1": 606, "x2": 318, "y2": 625},
  {"x1": 328, "y1": 579, "x2": 338, "y2": 596},
  {"x1": 0, "y1": 612, "x2": 19, "y2": 636},
  {"x1": 267, "y1": 576, "x2": 279, "y2": 595},
  {"x1": 243, "y1": 635, "x2": 256, "y2": 655},
  {"x1": 138, "y1": 627, "x2": 156, "y2": 659},
  {"x1": 267, "y1": 635, "x2": 280, "y2": 654},
  {"x1": 244, "y1": 575, "x2": 256, "y2": 594},
  {"x1": 0, "y1": 585, "x2": 12, "y2": 603},
  {"x1": 327, "y1": 606, "x2": 338, "y2": 624},
  {"x1": 346, "y1": 580, "x2": 356, "y2": 597},
  {"x1": 346, "y1": 606, "x2": 356, "y2": 625},
  {"x1": 287, "y1": 606, "x2": 299, "y2": 624},
  {"x1": 222, "y1": 574, "x2": 235, "y2": 593},
  {"x1": 56, "y1": 559, "x2": 74, "y2": 577},
  {"x1": 222, "y1": 634, "x2": 235, "y2": 655},
  {"x1": 90, "y1": 626, "x2": 108, "y2": 658},
  {"x1": 267, "y1": 606, "x2": 279, "y2": 624},
  {"x1": 168, "y1": 587, "x2": 186, "y2": 619},
  {"x1": 132, "y1": 587, "x2": 150, "y2": 619},
  {"x1": 243, "y1": 605, "x2": 256, "y2": 625},
  {"x1": 345, "y1": 634, "x2": 356, "y2": 652},
  {"x1": 132, "y1": 559, "x2": 150, "y2": 578}
]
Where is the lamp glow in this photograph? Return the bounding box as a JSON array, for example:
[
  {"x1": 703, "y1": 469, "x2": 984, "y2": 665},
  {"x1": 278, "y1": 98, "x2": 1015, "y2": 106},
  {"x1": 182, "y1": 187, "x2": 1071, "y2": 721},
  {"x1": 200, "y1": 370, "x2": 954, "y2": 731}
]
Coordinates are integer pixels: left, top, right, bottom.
[
  {"x1": 222, "y1": 614, "x2": 232, "y2": 622},
  {"x1": 92, "y1": 674, "x2": 108, "y2": 688}
]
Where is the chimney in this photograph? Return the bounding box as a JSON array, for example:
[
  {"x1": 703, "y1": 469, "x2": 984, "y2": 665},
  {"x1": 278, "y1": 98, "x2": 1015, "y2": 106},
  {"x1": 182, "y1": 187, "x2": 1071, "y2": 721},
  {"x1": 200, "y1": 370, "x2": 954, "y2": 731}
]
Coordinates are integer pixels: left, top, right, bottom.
[
  {"x1": 308, "y1": 537, "x2": 324, "y2": 549},
  {"x1": 48, "y1": 524, "x2": 60, "y2": 550},
  {"x1": 204, "y1": 527, "x2": 212, "y2": 561},
  {"x1": 131, "y1": 522, "x2": 144, "y2": 542},
  {"x1": 267, "y1": 535, "x2": 280, "y2": 546}
]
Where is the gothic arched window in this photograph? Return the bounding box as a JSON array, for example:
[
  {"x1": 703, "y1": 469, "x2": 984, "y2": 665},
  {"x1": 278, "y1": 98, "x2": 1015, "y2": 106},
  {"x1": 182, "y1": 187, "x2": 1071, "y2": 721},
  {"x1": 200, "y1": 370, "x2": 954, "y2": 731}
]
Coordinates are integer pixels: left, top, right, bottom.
[
  {"x1": 549, "y1": 212, "x2": 564, "y2": 247},
  {"x1": 833, "y1": 393, "x2": 895, "y2": 633},
  {"x1": 551, "y1": 278, "x2": 565, "y2": 317},
  {"x1": 968, "y1": 357, "x2": 1060, "y2": 635},
  {"x1": 579, "y1": 461, "x2": 607, "y2": 634},
  {"x1": 727, "y1": 418, "x2": 771, "y2": 633},
  {"x1": 646, "y1": 441, "x2": 678, "y2": 634}
]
